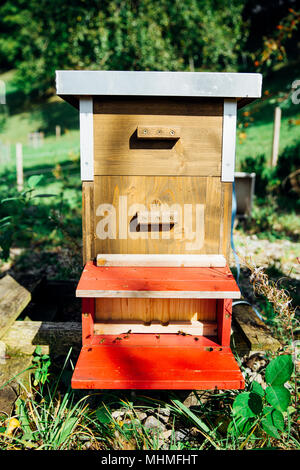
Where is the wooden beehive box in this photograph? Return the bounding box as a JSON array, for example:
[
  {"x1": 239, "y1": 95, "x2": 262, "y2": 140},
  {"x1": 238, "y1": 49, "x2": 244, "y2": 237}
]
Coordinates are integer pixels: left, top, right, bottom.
[{"x1": 56, "y1": 71, "x2": 262, "y2": 390}]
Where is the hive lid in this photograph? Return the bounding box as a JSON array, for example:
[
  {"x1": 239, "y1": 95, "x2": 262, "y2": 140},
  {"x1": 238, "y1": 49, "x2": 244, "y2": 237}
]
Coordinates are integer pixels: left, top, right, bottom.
[{"x1": 56, "y1": 70, "x2": 262, "y2": 109}]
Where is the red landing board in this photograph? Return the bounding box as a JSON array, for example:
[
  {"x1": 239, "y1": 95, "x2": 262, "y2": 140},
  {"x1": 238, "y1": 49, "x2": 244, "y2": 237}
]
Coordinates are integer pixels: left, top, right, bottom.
[
  {"x1": 76, "y1": 261, "x2": 240, "y2": 298},
  {"x1": 71, "y1": 334, "x2": 245, "y2": 390}
]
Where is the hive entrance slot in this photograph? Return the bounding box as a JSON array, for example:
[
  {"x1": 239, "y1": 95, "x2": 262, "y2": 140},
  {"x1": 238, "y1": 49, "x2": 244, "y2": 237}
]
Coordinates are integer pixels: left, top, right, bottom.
[{"x1": 93, "y1": 320, "x2": 217, "y2": 336}]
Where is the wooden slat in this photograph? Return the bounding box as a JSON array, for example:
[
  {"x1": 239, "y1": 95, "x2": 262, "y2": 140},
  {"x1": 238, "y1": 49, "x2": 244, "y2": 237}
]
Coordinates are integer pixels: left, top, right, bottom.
[
  {"x1": 94, "y1": 176, "x2": 223, "y2": 255},
  {"x1": 137, "y1": 125, "x2": 181, "y2": 139},
  {"x1": 82, "y1": 181, "x2": 95, "y2": 264},
  {"x1": 94, "y1": 320, "x2": 217, "y2": 336},
  {"x1": 2, "y1": 321, "x2": 81, "y2": 356},
  {"x1": 0, "y1": 275, "x2": 31, "y2": 338},
  {"x1": 95, "y1": 298, "x2": 216, "y2": 323},
  {"x1": 220, "y1": 182, "x2": 232, "y2": 262},
  {"x1": 76, "y1": 261, "x2": 241, "y2": 299},
  {"x1": 71, "y1": 336, "x2": 245, "y2": 390},
  {"x1": 233, "y1": 303, "x2": 281, "y2": 352},
  {"x1": 93, "y1": 98, "x2": 222, "y2": 176},
  {"x1": 96, "y1": 254, "x2": 226, "y2": 267}
]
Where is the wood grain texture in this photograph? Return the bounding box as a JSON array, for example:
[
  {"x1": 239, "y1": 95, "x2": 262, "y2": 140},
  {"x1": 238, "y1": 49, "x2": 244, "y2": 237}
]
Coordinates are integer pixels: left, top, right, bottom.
[
  {"x1": 233, "y1": 303, "x2": 281, "y2": 351},
  {"x1": 93, "y1": 320, "x2": 217, "y2": 335},
  {"x1": 95, "y1": 298, "x2": 217, "y2": 323},
  {"x1": 82, "y1": 181, "x2": 95, "y2": 264},
  {"x1": 0, "y1": 275, "x2": 31, "y2": 338},
  {"x1": 76, "y1": 262, "x2": 241, "y2": 299},
  {"x1": 71, "y1": 337, "x2": 245, "y2": 390},
  {"x1": 96, "y1": 254, "x2": 226, "y2": 267},
  {"x1": 93, "y1": 98, "x2": 223, "y2": 176},
  {"x1": 93, "y1": 175, "x2": 226, "y2": 255}
]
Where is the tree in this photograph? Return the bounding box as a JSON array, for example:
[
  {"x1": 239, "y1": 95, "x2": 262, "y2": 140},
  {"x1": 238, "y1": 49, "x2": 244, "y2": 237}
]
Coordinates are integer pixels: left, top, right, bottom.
[{"x1": 0, "y1": 0, "x2": 248, "y2": 96}]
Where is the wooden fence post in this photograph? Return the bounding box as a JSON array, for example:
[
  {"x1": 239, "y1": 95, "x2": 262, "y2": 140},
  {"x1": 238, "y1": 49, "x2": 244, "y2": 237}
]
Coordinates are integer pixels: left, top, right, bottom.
[
  {"x1": 55, "y1": 125, "x2": 61, "y2": 139},
  {"x1": 16, "y1": 143, "x2": 23, "y2": 191},
  {"x1": 271, "y1": 106, "x2": 281, "y2": 167}
]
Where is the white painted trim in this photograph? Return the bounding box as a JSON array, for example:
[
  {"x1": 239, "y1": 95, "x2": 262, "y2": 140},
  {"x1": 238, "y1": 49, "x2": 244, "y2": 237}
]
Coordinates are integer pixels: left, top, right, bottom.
[
  {"x1": 79, "y1": 97, "x2": 94, "y2": 181},
  {"x1": 76, "y1": 290, "x2": 241, "y2": 299},
  {"x1": 56, "y1": 71, "x2": 262, "y2": 99},
  {"x1": 221, "y1": 99, "x2": 237, "y2": 182},
  {"x1": 96, "y1": 254, "x2": 226, "y2": 268}
]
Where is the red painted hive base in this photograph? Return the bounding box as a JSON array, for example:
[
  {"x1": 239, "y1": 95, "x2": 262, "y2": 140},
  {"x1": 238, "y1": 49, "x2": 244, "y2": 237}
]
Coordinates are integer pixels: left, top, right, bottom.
[
  {"x1": 72, "y1": 334, "x2": 244, "y2": 390},
  {"x1": 72, "y1": 262, "x2": 245, "y2": 390}
]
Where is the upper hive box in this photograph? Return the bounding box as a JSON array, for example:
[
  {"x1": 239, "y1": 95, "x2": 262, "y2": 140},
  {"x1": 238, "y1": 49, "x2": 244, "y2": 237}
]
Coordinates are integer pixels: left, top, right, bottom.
[{"x1": 56, "y1": 71, "x2": 262, "y2": 264}]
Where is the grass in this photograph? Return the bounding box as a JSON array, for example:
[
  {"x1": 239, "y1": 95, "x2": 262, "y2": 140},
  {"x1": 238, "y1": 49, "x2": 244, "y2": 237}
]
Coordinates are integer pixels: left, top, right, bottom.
[{"x1": 0, "y1": 346, "x2": 298, "y2": 450}]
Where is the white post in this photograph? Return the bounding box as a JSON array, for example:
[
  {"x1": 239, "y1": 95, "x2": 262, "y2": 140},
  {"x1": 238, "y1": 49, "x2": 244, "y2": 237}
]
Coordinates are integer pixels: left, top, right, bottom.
[
  {"x1": 271, "y1": 106, "x2": 281, "y2": 167},
  {"x1": 16, "y1": 143, "x2": 23, "y2": 191},
  {"x1": 55, "y1": 125, "x2": 61, "y2": 139}
]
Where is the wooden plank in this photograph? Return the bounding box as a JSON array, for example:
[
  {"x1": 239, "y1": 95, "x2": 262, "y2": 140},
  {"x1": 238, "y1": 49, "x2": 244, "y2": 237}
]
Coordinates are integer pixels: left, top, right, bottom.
[
  {"x1": 233, "y1": 303, "x2": 281, "y2": 352},
  {"x1": 2, "y1": 321, "x2": 82, "y2": 356},
  {"x1": 82, "y1": 181, "x2": 95, "y2": 264},
  {"x1": 217, "y1": 299, "x2": 232, "y2": 347},
  {"x1": 137, "y1": 125, "x2": 181, "y2": 139},
  {"x1": 137, "y1": 209, "x2": 178, "y2": 225},
  {"x1": 93, "y1": 176, "x2": 222, "y2": 255},
  {"x1": 221, "y1": 99, "x2": 237, "y2": 182},
  {"x1": 94, "y1": 320, "x2": 217, "y2": 335},
  {"x1": 220, "y1": 182, "x2": 232, "y2": 262},
  {"x1": 95, "y1": 298, "x2": 216, "y2": 323},
  {"x1": 71, "y1": 336, "x2": 245, "y2": 390},
  {"x1": 0, "y1": 275, "x2": 31, "y2": 338},
  {"x1": 76, "y1": 261, "x2": 241, "y2": 299},
  {"x1": 80, "y1": 97, "x2": 94, "y2": 181},
  {"x1": 93, "y1": 98, "x2": 222, "y2": 176},
  {"x1": 96, "y1": 254, "x2": 226, "y2": 267},
  {"x1": 205, "y1": 177, "x2": 222, "y2": 254}
]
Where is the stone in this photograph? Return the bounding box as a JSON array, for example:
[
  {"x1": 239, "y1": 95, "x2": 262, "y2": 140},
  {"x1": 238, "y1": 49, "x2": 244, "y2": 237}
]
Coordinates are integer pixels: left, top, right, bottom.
[
  {"x1": 174, "y1": 429, "x2": 189, "y2": 442},
  {"x1": 144, "y1": 415, "x2": 166, "y2": 432},
  {"x1": 0, "y1": 385, "x2": 18, "y2": 416}
]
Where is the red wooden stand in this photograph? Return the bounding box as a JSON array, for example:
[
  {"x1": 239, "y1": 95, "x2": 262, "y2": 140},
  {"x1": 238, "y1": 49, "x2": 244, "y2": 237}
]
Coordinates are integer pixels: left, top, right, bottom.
[{"x1": 72, "y1": 261, "x2": 245, "y2": 390}]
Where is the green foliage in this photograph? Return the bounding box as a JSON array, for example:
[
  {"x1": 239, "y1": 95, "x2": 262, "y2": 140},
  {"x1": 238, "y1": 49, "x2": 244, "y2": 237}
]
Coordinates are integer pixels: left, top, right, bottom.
[
  {"x1": 0, "y1": 0, "x2": 247, "y2": 96},
  {"x1": 230, "y1": 355, "x2": 294, "y2": 441},
  {"x1": 32, "y1": 346, "x2": 51, "y2": 387}
]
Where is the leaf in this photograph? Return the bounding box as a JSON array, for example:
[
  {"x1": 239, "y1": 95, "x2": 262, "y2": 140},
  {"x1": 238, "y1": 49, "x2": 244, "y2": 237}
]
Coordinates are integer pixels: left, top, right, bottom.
[
  {"x1": 265, "y1": 355, "x2": 294, "y2": 386},
  {"x1": 265, "y1": 385, "x2": 291, "y2": 412},
  {"x1": 228, "y1": 416, "x2": 255, "y2": 436},
  {"x1": 171, "y1": 399, "x2": 210, "y2": 433},
  {"x1": 263, "y1": 407, "x2": 284, "y2": 430},
  {"x1": 27, "y1": 175, "x2": 44, "y2": 188},
  {"x1": 261, "y1": 407, "x2": 284, "y2": 439},
  {"x1": 251, "y1": 381, "x2": 265, "y2": 397},
  {"x1": 15, "y1": 398, "x2": 34, "y2": 441},
  {"x1": 232, "y1": 392, "x2": 263, "y2": 418},
  {"x1": 261, "y1": 418, "x2": 281, "y2": 439},
  {"x1": 34, "y1": 345, "x2": 42, "y2": 356},
  {"x1": 96, "y1": 406, "x2": 111, "y2": 424},
  {"x1": 56, "y1": 417, "x2": 78, "y2": 448}
]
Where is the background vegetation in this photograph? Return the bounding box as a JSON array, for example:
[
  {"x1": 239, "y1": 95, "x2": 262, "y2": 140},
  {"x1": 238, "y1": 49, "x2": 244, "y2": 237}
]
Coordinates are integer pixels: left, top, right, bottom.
[{"x1": 0, "y1": 0, "x2": 299, "y2": 451}]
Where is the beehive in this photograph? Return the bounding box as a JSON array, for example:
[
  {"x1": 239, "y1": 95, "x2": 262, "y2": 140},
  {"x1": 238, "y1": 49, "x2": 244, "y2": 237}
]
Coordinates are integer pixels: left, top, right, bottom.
[{"x1": 56, "y1": 71, "x2": 262, "y2": 389}]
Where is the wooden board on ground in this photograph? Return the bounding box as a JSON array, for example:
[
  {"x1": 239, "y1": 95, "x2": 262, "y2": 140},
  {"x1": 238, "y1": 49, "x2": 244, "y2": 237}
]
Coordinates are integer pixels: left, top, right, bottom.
[
  {"x1": 2, "y1": 321, "x2": 82, "y2": 356},
  {"x1": 232, "y1": 303, "x2": 281, "y2": 352},
  {"x1": 0, "y1": 275, "x2": 31, "y2": 338}
]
